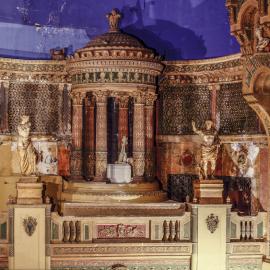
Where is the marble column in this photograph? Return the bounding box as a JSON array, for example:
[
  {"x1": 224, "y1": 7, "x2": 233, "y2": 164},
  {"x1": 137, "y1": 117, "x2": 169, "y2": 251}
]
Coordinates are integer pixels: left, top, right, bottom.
[
  {"x1": 145, "y1": 93, "x2": 157, "y2": 180},
  {"x1": 0, "y1": 81, "x2": 9, "y2": 132},
  {"x1": 70, "y1": 91, "x2": 85, "y2": 177},
  {"x1": 117, "y1": 95, "x2": 129, "y2": 153},
  {"x1": 94, "y1": 91, "x2": 108, "y2": 180},
  {"x1": 84, "y1": 95, "x2": 95, "y2": 179},
  {"x1": 133, "y1": 92, "x2": 145, "y2": 181}
]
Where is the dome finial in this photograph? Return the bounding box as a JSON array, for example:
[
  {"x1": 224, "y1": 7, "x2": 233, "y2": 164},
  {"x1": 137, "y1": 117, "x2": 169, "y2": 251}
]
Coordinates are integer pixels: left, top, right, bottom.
[{"x1": 106, "y1": 9, "x2": 122, "y2": 32}]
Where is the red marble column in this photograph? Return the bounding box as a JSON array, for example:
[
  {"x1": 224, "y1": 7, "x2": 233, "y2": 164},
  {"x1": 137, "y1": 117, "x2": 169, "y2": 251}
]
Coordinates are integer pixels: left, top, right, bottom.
[
  {"x1": 84, "y1": 95, "x2": 95, "y2": 179},
  {"x1": 145, "y1": 93, "x2": 157, "y2": 180},
  {"x1": 209, "y1": 84, "x2": 220, "y2": 123},
  {"x1": 94, "y1": 91, "x2": 108, "y2": 181},
  {"x1": 117, "y1": 95, "x2": 129, "y2": 153},
  {"x1": 133, "y1": 93, "x2": 145, "y2": 181},
  {"x1": 70, "y1": 91, "x2": 86, "y2": 178}
]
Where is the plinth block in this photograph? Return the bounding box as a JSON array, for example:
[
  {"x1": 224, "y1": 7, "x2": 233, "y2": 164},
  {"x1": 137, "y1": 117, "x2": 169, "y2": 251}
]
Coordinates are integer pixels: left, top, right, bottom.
[
  {"x1": 17, "y1": 176, "x2": 43, "y2": 204},
  {"x1": 193, "y1": 179, "x2": 224, "y2": 204}
]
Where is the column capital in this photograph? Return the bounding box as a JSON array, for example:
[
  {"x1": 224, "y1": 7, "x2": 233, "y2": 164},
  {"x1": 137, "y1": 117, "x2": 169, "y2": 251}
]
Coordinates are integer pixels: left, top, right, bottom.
[
  {"x1": 133, "y1": 92, "x2": 145, "y2": 104},
  {"x1": 70, "y1": 91, "x2": 86, "y2": 105},
  {"x1": 93, "y1": 91, "x2": 108, "y2": 104},
  {"x1": 117, "y1": 95, "x2": 130, "y2": 108},
  {"x1": 145, "y1": 93, "x2": 157, "y2": 106},
  {"x1": 2, "y1": 80, "x2": 9, "y2": 88},
  {"x1": 208, "y1": 84, "x2": 221, "y2": 91},
  {"x1": 85, "y1": 95, "x2": 95, "y2": 107}
]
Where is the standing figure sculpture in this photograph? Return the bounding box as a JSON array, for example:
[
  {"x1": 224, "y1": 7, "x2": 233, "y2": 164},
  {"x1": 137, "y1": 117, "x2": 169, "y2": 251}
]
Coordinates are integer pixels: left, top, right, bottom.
[
  {"x1": 106, "y1": 9, "x2": 121, "y2": 32},
  {"x1": 192, "y1": 120, "x2": 220, "y2": 180},
  {"x1": 117, "y1": 136, "x2": 128, "y2": 163},
  {"x1": 17, "y1": 115, "x2": 37, "y2": 175}
]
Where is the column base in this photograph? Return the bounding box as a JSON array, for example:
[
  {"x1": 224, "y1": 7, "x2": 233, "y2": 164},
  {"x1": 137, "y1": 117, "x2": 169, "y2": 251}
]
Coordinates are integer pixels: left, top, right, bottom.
[
  {"x1": 193, "y1": 179, "x2": 224, "y2": 204},
  {"x1": 92, "y1": 176, "x2": 107, "y2": 182}
]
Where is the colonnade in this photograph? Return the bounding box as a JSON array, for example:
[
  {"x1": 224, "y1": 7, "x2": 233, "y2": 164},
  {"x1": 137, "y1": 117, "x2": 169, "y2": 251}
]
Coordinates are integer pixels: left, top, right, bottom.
[{"x1": 70, "y1": 90, "x2": 156, "y2": 182}]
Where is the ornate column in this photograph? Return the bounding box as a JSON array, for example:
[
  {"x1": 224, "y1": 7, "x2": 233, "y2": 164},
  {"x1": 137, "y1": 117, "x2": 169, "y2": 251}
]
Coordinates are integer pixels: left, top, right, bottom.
[
  {"x1": 94, "y1": 91, "x2": 108, "y2": 180},
  {"x1": 84, "y1": 95, "x2": 95, "y2": 179},
  {"x1": 145, "y1": 93, "x2": 157, "y2": 180},
  {"x1": 70, "y1": 91, "x2": 86, "y2": 177},
  {"x1": 117, "y1": 95, "x2": 129, "y2": 152},
  {"x1": 0, "y1": 81, "x2": 9, "y2": 132},
  {"x1": 133, "y1": 92, "x2": 145, "y2": 181}
]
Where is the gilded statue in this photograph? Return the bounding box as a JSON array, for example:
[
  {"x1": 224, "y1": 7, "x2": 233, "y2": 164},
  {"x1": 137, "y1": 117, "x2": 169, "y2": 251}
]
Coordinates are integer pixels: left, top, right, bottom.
[
  {"x1": 106, "y1": 9, "x2": 121, "y2": 32},
  {"x1": 192, "y1": 120, "x2": 220, "y2": 180},
  {"x1": 17, "y1": 115, "x2": 37, "y2": 175},
  {"x1": 117, "y1": 136, "x2": 128, "y2": 163}
]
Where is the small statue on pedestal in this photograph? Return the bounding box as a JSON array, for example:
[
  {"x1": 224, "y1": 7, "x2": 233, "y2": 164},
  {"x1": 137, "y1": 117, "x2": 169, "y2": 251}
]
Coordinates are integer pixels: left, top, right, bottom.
[
  {"x1": 106, "y1": 9, "x2": 121, "y2": 32},
  {"x1": 192, "y1": 120, "x2": 220, "y2": 180},
  {"x1": 17, "y1": 115, "x2": 37, "y2": 176},
  {"x1": 117, "y1": 136, "x2": 128, "y2": 164}
]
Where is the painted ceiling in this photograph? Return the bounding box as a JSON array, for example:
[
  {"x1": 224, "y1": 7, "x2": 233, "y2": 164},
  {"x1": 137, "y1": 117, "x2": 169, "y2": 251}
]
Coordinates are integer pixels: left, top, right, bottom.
[{"x1": 0, "y1": 0, "x2": 240, "y2": 60}]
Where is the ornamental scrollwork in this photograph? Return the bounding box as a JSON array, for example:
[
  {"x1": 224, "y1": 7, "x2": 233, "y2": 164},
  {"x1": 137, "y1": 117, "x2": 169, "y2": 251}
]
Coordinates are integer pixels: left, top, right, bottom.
[
  {"x1": 23, "y1": 216, "x2": 37, "y2": 236},
  {"x1": 206, "y1": 213, "x2": 219, "y2": 234}
]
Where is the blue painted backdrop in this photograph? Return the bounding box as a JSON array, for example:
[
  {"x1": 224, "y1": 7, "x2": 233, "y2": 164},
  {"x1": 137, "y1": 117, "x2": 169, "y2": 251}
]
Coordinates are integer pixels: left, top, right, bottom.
[{"x1": 0, "y1": 0, "x2": 240, "y2": 60}]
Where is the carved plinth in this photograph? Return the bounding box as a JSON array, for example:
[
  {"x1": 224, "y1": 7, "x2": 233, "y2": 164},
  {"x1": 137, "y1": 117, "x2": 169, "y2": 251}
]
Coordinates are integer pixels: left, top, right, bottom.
[
  {"x1": 193, "y1": 180, "x2": 224, "y2": 204},
  {"x1": 17, "y1": 176, "x2": 43, "y2": 204}
]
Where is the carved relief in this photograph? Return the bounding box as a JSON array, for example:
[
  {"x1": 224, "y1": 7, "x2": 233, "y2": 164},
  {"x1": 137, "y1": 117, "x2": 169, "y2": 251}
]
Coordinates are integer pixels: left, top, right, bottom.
[
  {"x1": 23, "y1": 216, "x2": 37, "y2": 236},
  {"x1": 97, "y1": 224, "x2": 146, "y2": 239},
  {"x1": 206, "y1": 213, "x2": 219, "y2": 233}
]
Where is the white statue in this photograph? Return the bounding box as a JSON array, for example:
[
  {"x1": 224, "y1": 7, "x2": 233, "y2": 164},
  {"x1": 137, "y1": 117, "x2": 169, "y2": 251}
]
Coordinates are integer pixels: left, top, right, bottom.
[
  {"x1": 255, "y1": 27, "x2": 270, "y2": 52},
  {"x1": 17, "y1": 115, "x2": 37, "y2": 175},
  {"x1": 117, "y1": 136, "x2": 128, "y2": 163}
]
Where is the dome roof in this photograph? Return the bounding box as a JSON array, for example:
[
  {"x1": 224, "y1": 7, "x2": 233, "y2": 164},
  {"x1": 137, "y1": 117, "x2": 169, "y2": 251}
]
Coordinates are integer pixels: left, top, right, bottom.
[{"x1": 84, "y1": 31, "x2": 146, "y2": 49}]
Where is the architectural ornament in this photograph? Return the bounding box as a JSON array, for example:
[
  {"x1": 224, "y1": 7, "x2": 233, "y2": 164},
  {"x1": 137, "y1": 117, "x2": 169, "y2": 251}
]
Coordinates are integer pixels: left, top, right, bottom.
[
  {"x1": 17, "y1": 115, "x2": 37, "y2": 176},
  {"x1": 192, "y1": 120, "x2": 220, "y2": 180},
  {"x1": 255, "y1": 26, "x2": 270, "y2": 52},
  {"x1": 206, "y1": 213, "x2": 219, "y2": 234},
  {"x1": 106, "y1": 9, "x2": 121, "y2": 32},
  {"x1": 117, "y1": 136, "x2": 128, "y2": 163},
  {"x1": 23, "y1": 216, "x2": 37, "y2": 236}
]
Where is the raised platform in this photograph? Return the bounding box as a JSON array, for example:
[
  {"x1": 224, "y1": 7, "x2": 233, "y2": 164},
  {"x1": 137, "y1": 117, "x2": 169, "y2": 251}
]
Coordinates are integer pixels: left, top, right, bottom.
[{"x1": 61, "y1": 181, "x2": 167, "y2": 205}]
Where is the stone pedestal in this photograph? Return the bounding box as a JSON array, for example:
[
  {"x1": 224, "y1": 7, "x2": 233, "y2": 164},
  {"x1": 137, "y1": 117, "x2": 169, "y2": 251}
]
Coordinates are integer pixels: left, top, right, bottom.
[
  {"x1": 16, "y1": 176, "x2": 43, "y2": 204},
  {"x1": 191, "y1": 204, "x2": 231, "y2": 270},
  {"x1": 193, "y1": 180, "x2": 224, "y2": 204},
  {"x1": 107, "y1": 164, "x2": 132, "y2": 184}
]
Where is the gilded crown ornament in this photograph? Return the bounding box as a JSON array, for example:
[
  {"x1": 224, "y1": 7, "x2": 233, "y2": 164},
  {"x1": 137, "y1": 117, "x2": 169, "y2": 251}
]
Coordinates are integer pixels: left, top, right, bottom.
[{"x1": 106, "y1": 9, "x2": 122, "y2": 32}]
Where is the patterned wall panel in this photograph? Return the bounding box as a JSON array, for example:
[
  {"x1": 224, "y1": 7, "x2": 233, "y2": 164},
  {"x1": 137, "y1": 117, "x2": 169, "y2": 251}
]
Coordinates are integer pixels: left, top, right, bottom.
[
  {"x1": 159, "y1": 85, "x2": 211, "y2": 135},
  {"x1": 217, "y1": 83, "x2": 260, "y2": 135},
  {"x1": 8, "y1": 83, "x2": 65, "y2": 134}
]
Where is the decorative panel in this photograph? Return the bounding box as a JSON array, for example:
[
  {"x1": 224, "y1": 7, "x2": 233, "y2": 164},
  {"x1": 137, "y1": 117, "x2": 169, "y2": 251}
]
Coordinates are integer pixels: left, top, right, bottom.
[
  {"x1": 159, "y1": 86, "x2": 211, "y2": 135},
  {"x1": 217, "y1": 83, "x2": 260, "y2": 135},
  {"x1": 8, "y1": 83, "x2": 69, "y2": 135},
  {"x1": 168, "y1": 174, "x2": 196, "y2": 202}
]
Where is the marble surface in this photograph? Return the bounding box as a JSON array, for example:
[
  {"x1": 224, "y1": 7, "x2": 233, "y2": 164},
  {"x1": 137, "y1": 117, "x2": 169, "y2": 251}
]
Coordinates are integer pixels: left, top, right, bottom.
[{"x1": 107, "y1": 163, "x2": 132, "y2": 184}]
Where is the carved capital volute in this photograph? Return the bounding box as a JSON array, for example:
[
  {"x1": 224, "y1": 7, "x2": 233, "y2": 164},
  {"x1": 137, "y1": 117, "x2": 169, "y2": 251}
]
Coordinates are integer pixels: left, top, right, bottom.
[
  {"x1": 117, "y1": 95, "x2": 130, "y2": 108},
  {"x1": 93, "y1": 91, "x2": 108, "y2": 104},
  {"x1": 208, "y1": 84, "x2": 221, "y2": 91},
  {"x1": 145, "y1": 93, "x2": 157, "y2": 106},
  {"x1": 70, "y1": 91, "x2": 86, "y2": 105},
  {"x1": 58, "y1": 83, "x2": 65, "y2": 91},
  {"x1": 85, "y1": 95, "x2": 95, "y2": 107},
  {"x1": 133, "y1": 92, "x2": 145, "y2": 104},
  {"x1": 2, "y1": 81, "x2": 10, "y2": 89}
]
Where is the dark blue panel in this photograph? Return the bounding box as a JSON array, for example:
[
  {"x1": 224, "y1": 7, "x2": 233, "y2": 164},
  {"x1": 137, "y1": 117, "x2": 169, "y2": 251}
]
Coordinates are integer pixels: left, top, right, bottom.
[{"x1": 0, "y1": 0, "x2": 240, "y2": 60}]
